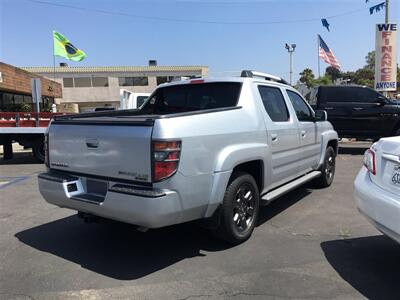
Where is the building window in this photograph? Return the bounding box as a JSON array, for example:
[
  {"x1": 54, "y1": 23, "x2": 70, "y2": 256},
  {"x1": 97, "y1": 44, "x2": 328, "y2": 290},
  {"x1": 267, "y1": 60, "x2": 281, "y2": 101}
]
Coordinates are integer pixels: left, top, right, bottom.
[
  {"x1": 0, "y1": 92, "x2": 52, "y2": 112},
  {"x1": 118, "y1": 77, "x2": 148, "y2": 86},
  {"x1": 156, "y1": 76, "x2": 175, "y2": 85},
  {"x1": 63, "y1": 78, "x2": 74, "y2": 88},
  {"x1": 92, "y1": 77, "x2": 109, "y2": 87},
  {"x1": 14, "y1": 94, "x2": 24, "y2": 104},
  {"x1": 74, "y1": 77, "x2": 92, "y2": 88}
]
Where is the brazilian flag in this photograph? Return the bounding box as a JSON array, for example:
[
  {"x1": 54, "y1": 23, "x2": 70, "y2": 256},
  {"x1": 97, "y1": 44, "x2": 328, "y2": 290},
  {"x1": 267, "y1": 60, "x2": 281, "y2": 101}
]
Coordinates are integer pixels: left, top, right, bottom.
[{"x1": 53, "y1": 31, "x2": 86, "y2": 62}]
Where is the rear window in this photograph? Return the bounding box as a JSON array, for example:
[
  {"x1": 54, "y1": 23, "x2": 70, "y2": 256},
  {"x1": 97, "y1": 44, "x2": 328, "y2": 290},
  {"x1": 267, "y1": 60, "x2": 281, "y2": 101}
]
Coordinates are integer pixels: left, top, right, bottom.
[
  {"x1": 320, "y1": 86, "x2": 381, "y2": 103},
  {"x1": 141, "y1": 82, "x2": 242, "y2": 115},
  {"x1": 136, "y1": 96, "x2": 148, "y2": 108}
]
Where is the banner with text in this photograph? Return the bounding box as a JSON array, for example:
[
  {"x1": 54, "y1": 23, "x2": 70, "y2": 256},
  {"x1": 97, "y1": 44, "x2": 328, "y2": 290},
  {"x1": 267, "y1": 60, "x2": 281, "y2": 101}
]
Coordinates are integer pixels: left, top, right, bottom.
[{"x1": 375, "y1": 23, "x2": 397, "y2": 91}]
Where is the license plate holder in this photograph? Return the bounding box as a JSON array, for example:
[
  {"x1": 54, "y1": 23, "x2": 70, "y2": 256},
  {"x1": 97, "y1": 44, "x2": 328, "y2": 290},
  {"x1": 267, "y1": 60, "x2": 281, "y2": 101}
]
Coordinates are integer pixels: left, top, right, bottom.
[{"x1": 86, "y1": 179, "x2": 108, "y2": 196}]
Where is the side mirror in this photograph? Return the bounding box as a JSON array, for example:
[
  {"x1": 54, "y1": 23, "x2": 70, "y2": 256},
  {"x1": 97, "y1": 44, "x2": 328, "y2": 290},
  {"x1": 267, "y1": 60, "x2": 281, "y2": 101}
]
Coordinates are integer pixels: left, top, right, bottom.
[
  {"x1": 377, "y1": 96, "x2": 387, "y2": 106},
  {"x1": 314, "y1": 110, "x2": 327, "y2": 122}
]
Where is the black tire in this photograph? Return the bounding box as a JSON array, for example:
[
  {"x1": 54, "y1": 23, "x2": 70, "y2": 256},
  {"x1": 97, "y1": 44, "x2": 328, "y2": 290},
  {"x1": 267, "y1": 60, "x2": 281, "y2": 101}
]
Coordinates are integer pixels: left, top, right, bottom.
[
  {"x1": 32, "y1": 137, "x2": 45, "y2": 163},
  {"x1": 213, "y1": 172, "x2": 260, "y2": 245},
  {"x1": 313, "y1": 146, "x2": 336, "y2": 188},
  {"x1": 395, "y1": 128, "x2": 400, "y2": 136}
]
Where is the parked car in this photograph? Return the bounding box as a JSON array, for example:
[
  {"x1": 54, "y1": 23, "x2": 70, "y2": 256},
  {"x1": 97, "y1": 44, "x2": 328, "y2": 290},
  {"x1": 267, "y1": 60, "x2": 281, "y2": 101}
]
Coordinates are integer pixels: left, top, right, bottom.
[
  {"x1": 354, "y1": 136, "x2": 400, "y2": 243},
  {"x1": 38, "y1": 71, "x2": 338, "y2": 244},
  {"x1": 309, "y1": 85, "x2": 400, "y2": 140}
]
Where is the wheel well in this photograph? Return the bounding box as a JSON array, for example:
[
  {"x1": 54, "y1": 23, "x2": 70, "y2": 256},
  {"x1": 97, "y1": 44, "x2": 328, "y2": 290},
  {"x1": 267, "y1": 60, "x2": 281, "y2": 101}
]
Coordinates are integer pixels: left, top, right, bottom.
[
  {"x1": 327, "y1": 139, "x2": 338, "y2": 156},
  {"x1": 392, "y1": 121, "x2": 400, "y2": 135},
  {"x1": 232, "y1": 160, "x2": 264, "y2": 192}
]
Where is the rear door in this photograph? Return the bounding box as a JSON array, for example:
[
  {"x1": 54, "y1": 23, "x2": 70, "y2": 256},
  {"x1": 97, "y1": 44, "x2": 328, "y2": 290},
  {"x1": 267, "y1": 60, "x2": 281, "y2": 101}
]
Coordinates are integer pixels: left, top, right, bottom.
[
  {"x1": 286, "y1": 89, "x2": 320, "y2": 172},
  {"x1": 256, "y1": 84, "x2": 301, "y2": 190},
  {"x1": 348, "y1": 87, "x2": 393, "y2": 138},
  {"x1": 318, "y1": 87, "x2": 354, "y2": 137}
]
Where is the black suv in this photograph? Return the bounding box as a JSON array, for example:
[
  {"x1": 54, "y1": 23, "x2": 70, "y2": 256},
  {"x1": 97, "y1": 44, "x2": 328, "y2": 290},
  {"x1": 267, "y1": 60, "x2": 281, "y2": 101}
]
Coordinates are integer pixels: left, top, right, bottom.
[{"x1": 310, "y1": 85, "x2": 400, "y2": 140}]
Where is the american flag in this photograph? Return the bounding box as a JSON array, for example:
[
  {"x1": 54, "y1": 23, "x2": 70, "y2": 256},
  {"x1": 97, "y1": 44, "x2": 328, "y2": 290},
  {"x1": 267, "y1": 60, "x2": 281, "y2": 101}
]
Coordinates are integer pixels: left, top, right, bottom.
[{"x1": 318, "y1": 35, "x2": 341, "y2": 69}]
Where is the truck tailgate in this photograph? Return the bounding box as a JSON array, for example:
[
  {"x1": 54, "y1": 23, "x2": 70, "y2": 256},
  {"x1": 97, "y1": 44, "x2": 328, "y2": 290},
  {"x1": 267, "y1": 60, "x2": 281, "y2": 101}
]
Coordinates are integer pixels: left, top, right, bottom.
[{"x1": 48, "y1": 122, "x2": 153, "y2": 183}]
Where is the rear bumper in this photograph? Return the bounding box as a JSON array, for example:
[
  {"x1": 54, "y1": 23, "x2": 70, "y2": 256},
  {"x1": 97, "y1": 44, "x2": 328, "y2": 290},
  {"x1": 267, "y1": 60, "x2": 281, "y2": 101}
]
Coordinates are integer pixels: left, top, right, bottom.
[
  {"x1": 354, "y1": 168, "x2": 400, "y2": 243},
  {"x1": 38, "y1": 171, "x2": 183, "y2": 228}
]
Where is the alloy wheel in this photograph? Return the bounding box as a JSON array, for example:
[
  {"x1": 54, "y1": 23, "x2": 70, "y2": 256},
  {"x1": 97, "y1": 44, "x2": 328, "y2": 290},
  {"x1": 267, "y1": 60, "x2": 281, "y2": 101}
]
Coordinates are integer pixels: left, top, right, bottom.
[{"x1": 233, "y1": 185, "x2": 256, "y2": 233}]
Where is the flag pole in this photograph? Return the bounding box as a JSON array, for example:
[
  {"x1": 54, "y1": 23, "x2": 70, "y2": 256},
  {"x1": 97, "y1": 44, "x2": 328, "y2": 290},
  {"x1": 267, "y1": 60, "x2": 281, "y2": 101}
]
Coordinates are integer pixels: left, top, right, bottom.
[
  {"x1": 317, "y1": 35, "x2": 321, "y2": 78},
  {"x1": 52, "y1": 31, "x2": 57, "y2": 110}
]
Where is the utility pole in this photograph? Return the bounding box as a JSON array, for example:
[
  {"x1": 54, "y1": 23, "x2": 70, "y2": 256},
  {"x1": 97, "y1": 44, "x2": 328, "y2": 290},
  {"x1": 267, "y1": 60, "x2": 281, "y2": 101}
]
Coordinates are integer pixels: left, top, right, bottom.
[
  {"x1": 285, "y1": 43, "x2": 296, "y2": 85},
  {"x1": 385, "y1": 0, "x2": 389, "y2": 23}
]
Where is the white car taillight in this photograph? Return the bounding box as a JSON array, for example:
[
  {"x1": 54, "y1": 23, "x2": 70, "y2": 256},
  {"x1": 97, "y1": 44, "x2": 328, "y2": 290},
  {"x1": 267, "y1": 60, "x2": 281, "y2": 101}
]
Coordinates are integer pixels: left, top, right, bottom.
[
  {"x1": 363, "y1": 149, "x2": 376, "y2": 175},
  {"x1": 152, "y1": 140, "x2": 181, "y2": 182}
]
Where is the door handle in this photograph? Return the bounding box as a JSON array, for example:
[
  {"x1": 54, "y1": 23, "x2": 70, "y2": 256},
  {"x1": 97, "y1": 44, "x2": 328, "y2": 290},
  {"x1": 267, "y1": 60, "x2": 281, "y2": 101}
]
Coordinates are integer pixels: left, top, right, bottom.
[
  {"x1": 86, "y1": 138, "x2": 99, "y2": 148},
  {"x1": 271, "y1": 134, "x2": 278, "y2": 142},
  {"x1": 353, "y1": 107, "x2": 363, "y2": 111},
  {"x1": 324, "y1": 107, "x2": 334, "y2": 110},
  {"x1": 301, "y1": 130, "x2": 306, "y2": 138}
]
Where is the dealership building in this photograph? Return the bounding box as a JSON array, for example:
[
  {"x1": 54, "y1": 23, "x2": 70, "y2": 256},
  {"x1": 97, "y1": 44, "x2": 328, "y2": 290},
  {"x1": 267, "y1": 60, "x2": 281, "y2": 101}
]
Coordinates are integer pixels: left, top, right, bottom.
[
  {"x1": 0, "y1": 62, "x2": 62, "y2": 112},
  {"x1": 22, "y1": 62, "x2": 208, "y2": 112}
]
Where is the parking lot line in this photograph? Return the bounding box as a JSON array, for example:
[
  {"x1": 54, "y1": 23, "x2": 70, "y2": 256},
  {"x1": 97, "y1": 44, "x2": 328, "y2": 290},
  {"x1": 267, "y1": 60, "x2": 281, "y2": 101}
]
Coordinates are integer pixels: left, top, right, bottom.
[{"x1": 0, "y1": 176, "x2": 29, "y2": 190}]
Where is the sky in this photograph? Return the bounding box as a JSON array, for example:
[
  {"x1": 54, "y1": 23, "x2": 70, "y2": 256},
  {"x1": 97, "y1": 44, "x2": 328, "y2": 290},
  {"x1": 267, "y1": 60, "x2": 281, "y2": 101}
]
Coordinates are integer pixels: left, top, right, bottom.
[{"x1": 0, "y1": 0, "x2": 399, "y2": 82}]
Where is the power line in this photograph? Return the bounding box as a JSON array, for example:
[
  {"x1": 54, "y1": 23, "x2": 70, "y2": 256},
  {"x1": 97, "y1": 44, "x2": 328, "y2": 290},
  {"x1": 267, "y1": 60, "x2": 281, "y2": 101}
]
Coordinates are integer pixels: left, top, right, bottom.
[{"x1": 25, "y1": 0, "x2": 368, "y2": 25}]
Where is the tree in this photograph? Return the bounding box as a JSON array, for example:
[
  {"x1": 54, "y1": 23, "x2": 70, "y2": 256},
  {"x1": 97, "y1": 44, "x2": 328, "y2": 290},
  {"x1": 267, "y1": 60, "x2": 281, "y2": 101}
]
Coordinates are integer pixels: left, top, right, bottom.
[
  {"x1": 398, "y1": 67, "x2": 400, "y2": 93},
  {"x1": 313, "y1": 75, "x2": 332, "y2": 86},
  {"x1": 299, "y1": 68, "x2": 315, "y2": 88},
  {"x1": 365, "y1": 51, "x2": 375, "y2": 71},
  {"x1": 354, "y1": 68, "x2": 374, "y2": 87},
  {"x1": 325, "y1": 66, "x2": 342, "y2": 81},
  {"x1": 341, "y1": 71, "x2": 355, "y2": 84}
]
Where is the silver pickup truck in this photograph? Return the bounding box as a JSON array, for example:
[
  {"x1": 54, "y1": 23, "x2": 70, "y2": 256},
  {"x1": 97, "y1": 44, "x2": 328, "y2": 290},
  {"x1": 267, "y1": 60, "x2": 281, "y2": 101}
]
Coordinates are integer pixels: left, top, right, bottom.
[{"x1": 38, "y1": 71, "x2": 338, "y2": 244}]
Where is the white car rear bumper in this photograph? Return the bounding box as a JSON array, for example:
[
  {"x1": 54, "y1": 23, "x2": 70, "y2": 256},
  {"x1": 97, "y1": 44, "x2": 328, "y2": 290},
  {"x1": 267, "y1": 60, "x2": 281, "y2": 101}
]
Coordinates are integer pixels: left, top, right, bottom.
[{"x1": 354, "y1": 168, "x2": 400, "y2": 243}]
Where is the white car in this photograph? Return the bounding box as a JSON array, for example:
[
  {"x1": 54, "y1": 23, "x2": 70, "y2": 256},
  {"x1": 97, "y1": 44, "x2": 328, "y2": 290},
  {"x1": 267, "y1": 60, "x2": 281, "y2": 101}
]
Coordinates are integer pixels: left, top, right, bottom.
[{"x1": 354, "y1": 136, "x2": 400, "y2": 243}]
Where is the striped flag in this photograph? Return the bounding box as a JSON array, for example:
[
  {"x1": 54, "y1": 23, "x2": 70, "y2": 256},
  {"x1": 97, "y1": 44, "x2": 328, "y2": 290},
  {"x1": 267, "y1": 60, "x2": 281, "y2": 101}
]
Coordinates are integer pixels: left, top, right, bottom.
[{"x1": 318, "y1": 35, "x2": 341, "y2": 69}]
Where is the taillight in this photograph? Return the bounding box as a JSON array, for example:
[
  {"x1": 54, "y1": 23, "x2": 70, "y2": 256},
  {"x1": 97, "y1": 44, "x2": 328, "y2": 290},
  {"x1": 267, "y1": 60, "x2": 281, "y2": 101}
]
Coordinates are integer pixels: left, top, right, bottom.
[
  {"x1": 363, "y1": 149, "x2": 376, "y2": 175},
  {"x1": 152, "y1": 140, "x2": 181, "y2": 182},
  {"x1": 44, "y1": 133, "x2": 50, "y2": 168},
  {"x1": 190, "y1": 79, "x2": 204, "y2": 84}
]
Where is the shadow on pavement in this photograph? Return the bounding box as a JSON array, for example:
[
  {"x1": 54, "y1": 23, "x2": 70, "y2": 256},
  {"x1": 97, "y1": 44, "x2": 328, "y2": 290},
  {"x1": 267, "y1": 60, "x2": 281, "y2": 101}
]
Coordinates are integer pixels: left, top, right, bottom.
[
  {"x1": 338, "y1": 144, "x2": 371, "y2": 156},
  {"x1": 15, "y1": 186, "x2": 313, "y2": 280},
  {"x1": 15, "y1": 215, "x2": 230, "y2": 280},
  {"x1": 0, "y1": 152, "x2": 40, "y2": 165},
  {"x1": 321, "y1": 235, "x2": 400, "y2": 300},
  {"x1": 257, "y1": 187, "x2": 312, "y2": 226}
]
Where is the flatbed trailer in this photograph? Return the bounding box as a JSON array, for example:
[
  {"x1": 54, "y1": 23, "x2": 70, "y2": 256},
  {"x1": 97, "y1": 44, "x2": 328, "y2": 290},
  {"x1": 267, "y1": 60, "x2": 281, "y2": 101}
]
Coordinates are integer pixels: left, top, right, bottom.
[{"x1": 0, "y1": 112, "x2": 67, "y2": 162}]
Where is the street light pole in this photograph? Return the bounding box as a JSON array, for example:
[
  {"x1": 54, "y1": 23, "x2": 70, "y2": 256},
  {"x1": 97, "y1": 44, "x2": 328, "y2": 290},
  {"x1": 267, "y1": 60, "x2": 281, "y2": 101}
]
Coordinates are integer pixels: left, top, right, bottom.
[
  {"x1": 385, "y1": 0, "x2": 389, "y2": 24},
  {"x1": 285, "y1": 43, "x2": 296, "y2": 85}
]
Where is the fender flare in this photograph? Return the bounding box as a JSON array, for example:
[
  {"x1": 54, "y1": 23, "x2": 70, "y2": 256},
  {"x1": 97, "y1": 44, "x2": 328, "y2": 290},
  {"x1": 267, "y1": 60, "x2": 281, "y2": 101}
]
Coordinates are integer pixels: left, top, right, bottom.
[
  {"x1": 204, "y1": 143, "x2": 268, "y2": 217},
  {"x1": 318, "y1": 130, "x2": 339, "y2": 168}
]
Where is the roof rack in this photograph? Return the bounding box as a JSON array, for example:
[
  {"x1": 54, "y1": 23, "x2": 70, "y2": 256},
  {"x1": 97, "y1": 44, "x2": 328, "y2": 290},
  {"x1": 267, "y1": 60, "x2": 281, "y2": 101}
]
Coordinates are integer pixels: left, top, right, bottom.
[{"x1": 241, "y1": 70, "x2": 289, "y2": 85}]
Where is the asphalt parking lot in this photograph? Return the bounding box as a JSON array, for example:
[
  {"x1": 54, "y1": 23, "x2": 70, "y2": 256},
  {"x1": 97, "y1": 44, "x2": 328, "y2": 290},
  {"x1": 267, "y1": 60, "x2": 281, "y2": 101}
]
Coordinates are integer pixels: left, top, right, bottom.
[{"x1": 1, "y1": 142, "x2": 400, "y2": 300}]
